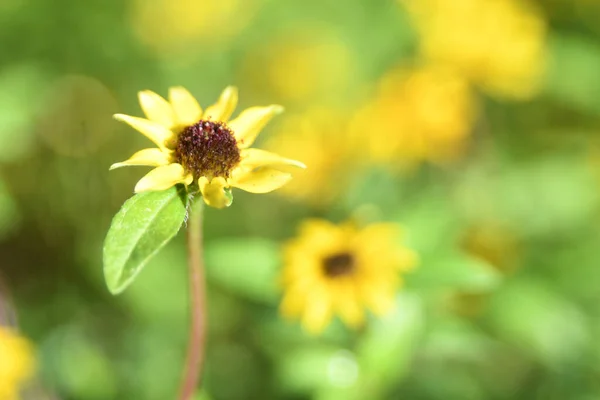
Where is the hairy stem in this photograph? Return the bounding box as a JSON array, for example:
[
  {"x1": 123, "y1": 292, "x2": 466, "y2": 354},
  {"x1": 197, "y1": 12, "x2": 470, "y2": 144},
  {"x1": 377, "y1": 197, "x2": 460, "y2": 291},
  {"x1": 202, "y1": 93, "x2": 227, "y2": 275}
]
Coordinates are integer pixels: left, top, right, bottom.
[{"x1": 178, "y1": 199, "x2": 206, "y2": 400}]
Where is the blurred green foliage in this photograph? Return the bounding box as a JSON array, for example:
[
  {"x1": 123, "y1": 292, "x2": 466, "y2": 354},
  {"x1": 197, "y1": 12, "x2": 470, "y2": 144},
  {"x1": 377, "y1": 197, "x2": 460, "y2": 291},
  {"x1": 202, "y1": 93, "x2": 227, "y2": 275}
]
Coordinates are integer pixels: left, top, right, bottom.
[{"x1": 2, "y1": 0, "x2": 600, "y2": 399}]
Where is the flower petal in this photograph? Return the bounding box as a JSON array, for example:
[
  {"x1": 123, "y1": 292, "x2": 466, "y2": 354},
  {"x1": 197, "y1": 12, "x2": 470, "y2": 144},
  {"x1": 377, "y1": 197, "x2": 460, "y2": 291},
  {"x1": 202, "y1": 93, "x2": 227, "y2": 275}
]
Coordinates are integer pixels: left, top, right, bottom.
[
  {"x1": 230, "y1": 167, "x2": 292, "y2": 194},
  {"x1": 362, "y1": 285, "x2": 396, "y2": 316},
  {"x1": 134, "y1": 163, "x2": 193, "y2": 193},
  {"x1": 138, "y1": 90, "x2": 175, "y2": 128},
  {"x1": 240, "y1": 148, "x2": 306, "y2": 169},
  {"x1": 114, "y1": 114, "x2": 175, "y2": 149},
  {"x1": 199, "y1": 177, "x2": 233, "y2": 209},
  {"x1": 301, "y1": 286, "x2": 333, "y2": 334},
  {"x1": 229, "y1": 105, "x2": 284, "y2": 149},
  {"x1": 335, "y1": 283, "x2": 365, "y2": 328},
  {"x1": 203, "y1": 86, "x2": 238, "y2": 122},
  {"x1": 110, "y1": 148, "x2": 171, "y2": 170},
  {"x1": 169, "y1": 86, "x2": 202, "y2": 126},
  {"x1": 280, "y1": 288, "x2": 306, "y2": 318}
]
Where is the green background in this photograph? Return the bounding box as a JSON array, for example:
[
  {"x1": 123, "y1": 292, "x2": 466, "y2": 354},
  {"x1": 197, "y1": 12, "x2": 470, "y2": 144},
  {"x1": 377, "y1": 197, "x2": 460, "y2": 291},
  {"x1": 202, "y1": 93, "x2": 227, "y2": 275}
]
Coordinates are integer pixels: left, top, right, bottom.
[{"x1": 2, "y1": 0, "x2": 600, "y2": 399}]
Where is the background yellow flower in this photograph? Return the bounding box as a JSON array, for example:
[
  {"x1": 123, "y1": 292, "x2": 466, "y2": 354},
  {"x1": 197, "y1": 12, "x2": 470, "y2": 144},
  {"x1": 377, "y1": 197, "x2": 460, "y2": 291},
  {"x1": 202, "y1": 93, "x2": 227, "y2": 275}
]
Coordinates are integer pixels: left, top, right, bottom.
[
  {"x1": 280, "y1": 219, "x2": 417, "y2": 334},
  {"x1": 351, "y1": 65, "x2": 477, "y2": 167},
  {"x1": 129, "y1": 0, "x2": 263, "y2": 56},
  {"x1": 0, "y1": 327, "x2": 34, "y2": 400},
  {"x1": 403, "y1": 0, "x2": 547, "y2": 99}
]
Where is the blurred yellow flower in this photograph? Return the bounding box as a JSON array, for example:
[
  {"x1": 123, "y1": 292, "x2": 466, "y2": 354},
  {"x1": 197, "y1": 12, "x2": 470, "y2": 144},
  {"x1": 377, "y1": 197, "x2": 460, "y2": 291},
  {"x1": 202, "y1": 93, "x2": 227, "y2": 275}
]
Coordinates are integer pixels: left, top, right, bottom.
[
  {"x1": 111, "y1": 86, "x2": 305, "y2": 208},
  {"x1": 129, "y1": 0, "x2": 262, "y2": 55},
  {"x1": 351, "y1": 65, "x2": 477, "y2": 167},
  {"x1": 403, "y1": 0, "x2": 547, "y2": 99},
  {"x1": 0, "y1": 327, "x2": 34, "y2": 400},
  {"x1": 280, "y1": 219, "x2": 417, "y2": 334},
  {"x1": 239, "y1": 28, "x2": 354, "y2": 104},
  {"x1": 263, "y1": 108, "x2": 352, "y2": 206}
]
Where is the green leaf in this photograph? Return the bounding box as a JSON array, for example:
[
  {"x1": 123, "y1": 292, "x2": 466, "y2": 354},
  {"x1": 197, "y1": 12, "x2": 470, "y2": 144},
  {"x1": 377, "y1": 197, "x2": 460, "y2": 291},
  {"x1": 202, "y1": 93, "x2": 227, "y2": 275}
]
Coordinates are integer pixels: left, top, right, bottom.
[
  {"x1": 407, "y1": 252, "x2": 501, "y2": 292},
  {"x1": 103, "y1": 186, "x2": 188, "y2": 294},
  {"x1": 277, "y1": 345, "x2": 343, "y2": 393},
  {"x1": 544, "y1": 34, "x2": 600, "y2": 116},
  {"x1": 487, "y1": 280, "x2": 588, "y2": 367},
  {"x1": 342, "y1": 168, "x2": 403, "y2": 213}
]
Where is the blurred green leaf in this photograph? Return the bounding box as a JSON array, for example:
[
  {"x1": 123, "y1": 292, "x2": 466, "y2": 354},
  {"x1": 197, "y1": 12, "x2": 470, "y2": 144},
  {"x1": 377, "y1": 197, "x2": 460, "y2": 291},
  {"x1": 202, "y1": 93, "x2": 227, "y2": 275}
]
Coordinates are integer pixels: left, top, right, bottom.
[
  {"x1": 342, "y1": 168, "x2": 402, "y2": 213},
  {"x1": 545, "y1": 34, "x2": 600, "y2": 116},
  {"x1": 277, "y1": 345, "x2": 347, "y2": 393},
  {"x1": 103, "y1": 186, "x2": 188, "y2": 295},
  {"x1": 205, "y1": 237, "x2": 280, "y2": 303},
  {"x1": 407, "y1": 251, "x2": 501, "y2": 292},
  {"x1": 357, "y1": 293, "x2": 424, "y2": 388},
  {"x1": 395, "y1": 190, "x2": 460, "y2": 257},
  {"x1": 0, "y1": 64, "x2": 49, "y2": 162},
  {"x1": 487, "y1": 280, "x2": 589, "y2": 367},
  {"x1": 497, "y1": 158, "x2": 597, "y2": 235},
  {"x1": 42, "y1": 326, "x2": 117, "y2": 400},
  {"x1": 456, "y1": 156, "x2": 598, "y2": 236},
  {"x1": 421, "y1": 317, "x2": 496, "y2": 364}
]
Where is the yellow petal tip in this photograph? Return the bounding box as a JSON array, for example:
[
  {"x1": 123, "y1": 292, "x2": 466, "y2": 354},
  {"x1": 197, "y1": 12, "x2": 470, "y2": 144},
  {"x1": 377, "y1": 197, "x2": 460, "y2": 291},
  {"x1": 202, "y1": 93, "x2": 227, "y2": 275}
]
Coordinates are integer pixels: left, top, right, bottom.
[
  {"x1": 137, "y1": 90, "x2": 153, "y2": 102},
  {"x1": 284, "y1": 160, "x2": 307, "y2": 169},
  {"x1": 221, "y1": 86, "x2": 239, "y2": 100},
  {"x1": 134, "y1": 182, "x2": 149, "y2": 193},
  {"x1": 113, "y1": 113, "x2": 127, "y2": 121}
]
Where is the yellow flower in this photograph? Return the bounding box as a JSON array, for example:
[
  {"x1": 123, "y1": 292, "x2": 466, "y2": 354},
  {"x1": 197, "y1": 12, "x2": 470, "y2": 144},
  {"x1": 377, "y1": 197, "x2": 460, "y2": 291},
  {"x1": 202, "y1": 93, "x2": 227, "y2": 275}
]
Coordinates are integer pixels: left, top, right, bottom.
[
  {"x1": 280, "y1": 219, "x2": 417, "y2": 334},
  {"x1": 111, "y1": 86, "x2": 305, "y2": 208},
  {"x1": 0, "y1": 327, "x2": 35, "y2": 400},
  {"x1": 351, "y1": 65, "x2": 477, "y2": 167},
  {"x1": 263, "y1": 108, "x2": 352, "y2": 206},
  {"x1": 403, "y1": 0, "x2": 547, "y2": 99},
  {"x1": 129, "y1": 0, "x2": 262, "y2": 56}
]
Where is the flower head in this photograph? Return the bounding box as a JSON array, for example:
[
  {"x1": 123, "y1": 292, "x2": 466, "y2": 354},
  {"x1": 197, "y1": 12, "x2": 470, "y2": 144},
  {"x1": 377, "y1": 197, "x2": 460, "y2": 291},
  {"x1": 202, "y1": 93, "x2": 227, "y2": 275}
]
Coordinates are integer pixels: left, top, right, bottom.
[
  {"x1": 0, "y1": 327, "x2": 35, "y2": 400},
  {"x1": 130, "y1": 0, "x2": 262, "y2": 56},
  {"x1": 111, "y1": 86, "x2": 305, "y2": 208},
  {"x1": 280, "y1": 219, "x2": 417, "y2": 334},
  {"x1": 403, "y1": 0, "x2": 547, "y2": 99},
  {"x1": 351, "y1": 65, "x2": 477, "y2": 167}
]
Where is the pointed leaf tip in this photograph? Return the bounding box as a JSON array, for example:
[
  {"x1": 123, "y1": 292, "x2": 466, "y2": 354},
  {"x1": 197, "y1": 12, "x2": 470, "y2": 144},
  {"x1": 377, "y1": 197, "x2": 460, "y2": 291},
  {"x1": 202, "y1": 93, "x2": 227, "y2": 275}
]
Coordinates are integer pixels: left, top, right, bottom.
[{"x1": 102, "y1": 186, "x2": 188, "y2": 294}]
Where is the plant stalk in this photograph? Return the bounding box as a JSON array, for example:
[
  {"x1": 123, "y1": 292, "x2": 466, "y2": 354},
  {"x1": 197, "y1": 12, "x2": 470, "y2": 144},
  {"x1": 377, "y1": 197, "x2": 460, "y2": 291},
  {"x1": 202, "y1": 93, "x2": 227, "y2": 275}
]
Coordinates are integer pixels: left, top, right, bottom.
[{"x1": 178, "y1": 199, "x2": 206, "y2": 400}]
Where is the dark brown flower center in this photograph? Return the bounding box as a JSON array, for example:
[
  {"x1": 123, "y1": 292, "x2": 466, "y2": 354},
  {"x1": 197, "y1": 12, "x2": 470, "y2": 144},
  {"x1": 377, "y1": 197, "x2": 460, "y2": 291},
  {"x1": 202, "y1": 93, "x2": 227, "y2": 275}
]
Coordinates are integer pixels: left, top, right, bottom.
[
  {"x1": 322, "y1": 252, "x2": 355, "y2": 278},
  {"x1": 174, "y1": 120, "x2": 241, "y2": 180}
]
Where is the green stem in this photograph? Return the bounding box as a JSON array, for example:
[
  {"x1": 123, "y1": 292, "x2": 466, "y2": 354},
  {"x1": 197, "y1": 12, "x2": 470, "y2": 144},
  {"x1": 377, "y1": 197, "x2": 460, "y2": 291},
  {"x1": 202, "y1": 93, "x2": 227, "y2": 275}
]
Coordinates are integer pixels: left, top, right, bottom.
[{"x1": 178, "y1": 199, "x2": 206, "y2": 400}]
